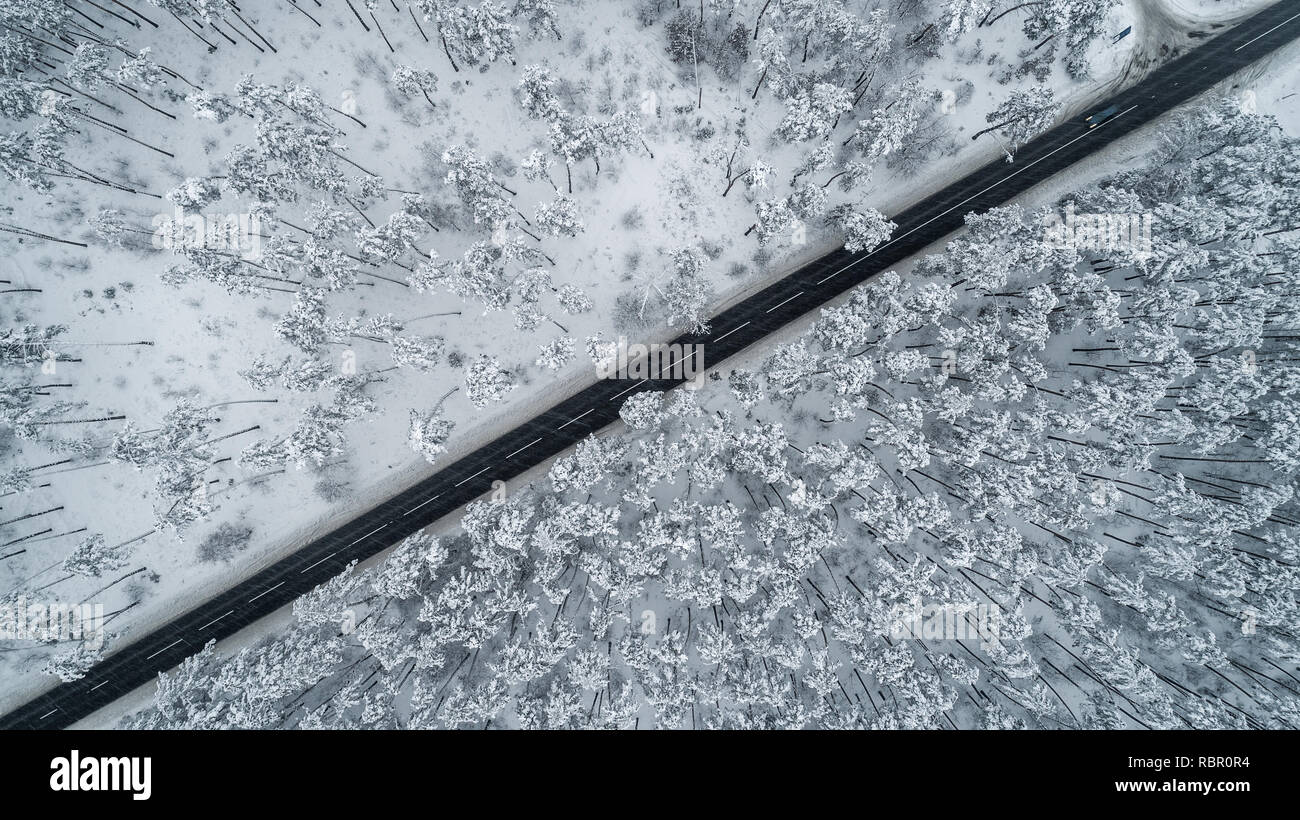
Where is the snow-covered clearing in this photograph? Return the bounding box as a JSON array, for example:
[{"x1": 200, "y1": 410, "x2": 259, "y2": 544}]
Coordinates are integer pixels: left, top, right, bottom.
[
  {"x1": 2, "y1": 0, "x2": 1156, "y2": 712},
  {"x1": 96, "y1": 76, "x2": 1300, "y2": 729}
]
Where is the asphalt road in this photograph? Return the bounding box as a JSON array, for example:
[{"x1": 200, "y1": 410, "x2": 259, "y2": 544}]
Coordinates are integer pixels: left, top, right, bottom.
[{"x1": 6, "y1": 1, "x2": 1300, "y2": 730}]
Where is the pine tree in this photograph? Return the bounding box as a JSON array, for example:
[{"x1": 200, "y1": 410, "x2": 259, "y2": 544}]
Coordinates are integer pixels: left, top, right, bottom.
[
  {"x1": 664, "y1": 246, "x2": 714, "y2": 334},
  {"x1": 275, "y1": 287, "x2": 330, "y2": 354},
  {"x1": 535, "y1": 336, "x2": 574, "y2": 371},
  {"x1": 391, "y1": 65, "x2": 439, "y2": 108},
  {"x1": 827, "y1": 204, "x2": 896, "y2": 253},
  {"x1": 390, "y1": 335, "x2": 446, "y2": 372},
  {"x1": 464, "y1": 354, "x2": 516, "y2": 408},
  {"x1": 776, "y1": 82, "x2": 851, "y2": 143},
  {"x1": 517, "y1": 64, "x2": 563, "y2": 121},
  {"x1": 442, "y1": 145, "x2": 513, "y2": 227},
  {"x1": 847, "y1": 79, "x2": 930, "y2": 166},
  {"x1": 939, "y1": 0, "x2": 991, "y2": 43},
  {"x1": 514, "y1": 0, "x2": 562, "y2": 41},
  {"x1": 62, "y1": 533, "x2": 132, "y2": 578},
  {"x1": 972, "y1": 85, "x2": 1058, "y2": 157},
  {"x1": 535, "y1": 194, "x2": 584, "y2": 237},
  {"x1": 65, "y1": 43, "x2": 112, "y2": 93}
]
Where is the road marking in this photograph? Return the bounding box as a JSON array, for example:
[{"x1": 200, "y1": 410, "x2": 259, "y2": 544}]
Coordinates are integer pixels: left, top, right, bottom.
[
  {"x1": 248, "y1": 582, "x2": 285, "y2": 603},
  {"x1": 610, "y1": 381, "x2": 640, "y2": 401},
  {"x1": 146, "y1": 639, "x2": 184, "y2": 660},
  {"x1": 766, "y1": 291, "x2": 804, "y2": 313},
  {"x1": 653, "y1": 355, "x2": 686, "y2": 379},
  {"x1": 402, "y1": 494, "x2": 441, "y2": 516},
  {"x1": 90, "y1": 681, "x2": 108, "y2": 691},
  {"x1": 556, "y1": 409, "x2": 593, "y2": 429},
  {"x1": 300, "y1": 552, "x2": 338, "y2": 573},
  {"x1": 606, "y1": 350, "x2": 697, "y2": 398},
  {"x1": 453, "y1": 465, "x2": 490, "y2": 487},
  {"x1": 40, "y1": 709, "x2": 57, "y2": 720},
  {"x1": 506, "y1": 438, "x2": 542, "y2": 459},
  {"x1": 1235, "y1": 11, "x2": 1300, "y2": 51},
  {"x1": 713, "y1": 321, "x2": 750, "y2": 342},
  {"x1": 348, "y1": 523, "x2": 388, "y2": 546},
  {"x1": 820, "y1": 107, "x2": 1137, "y2": 285},
  {"x1": 198, "y1": 610, "x2": 235, "y2": 629}
]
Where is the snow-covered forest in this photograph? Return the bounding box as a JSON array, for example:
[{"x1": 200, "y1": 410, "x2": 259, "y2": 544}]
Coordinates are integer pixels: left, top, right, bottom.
[
  {"x1": 1, "y1": 0, "x2": 1169, "y2": 712},
  {"x1": 119, "y1": 96, "x2": 1300, "y2": 729}
]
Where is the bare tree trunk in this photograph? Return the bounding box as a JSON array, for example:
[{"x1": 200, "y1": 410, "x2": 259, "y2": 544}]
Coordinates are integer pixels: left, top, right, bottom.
[
  {"x1": 343, "y1": 0, "x2": 371, "y2": 31},
  {"x1": 753, "y1": 0, "x2": 772, "y2": 39},
  {"x1": 441, "y1": 31, "x2": 460, "y2": 72}
]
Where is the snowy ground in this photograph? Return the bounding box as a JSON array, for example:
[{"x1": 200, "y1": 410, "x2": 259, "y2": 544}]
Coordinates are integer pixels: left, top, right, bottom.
[
  {"x1": 69, "y1": 1, "x2": 1300, "y2": 729},
  {"x1": 0, "y1": 0, "x2": 1239, "y2": 713},
  {"x1": 106, "y1": 77, "x2": 1300, "y2": 729}
]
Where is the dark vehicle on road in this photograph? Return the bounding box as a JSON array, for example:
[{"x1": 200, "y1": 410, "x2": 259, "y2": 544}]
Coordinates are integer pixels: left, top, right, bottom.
[{"x1": 1085, "y1": 104, "x2": 1121, "y2": 128}]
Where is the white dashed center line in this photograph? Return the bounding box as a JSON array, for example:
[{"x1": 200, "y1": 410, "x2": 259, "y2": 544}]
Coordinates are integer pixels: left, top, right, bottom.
[
  {"x1": 300, "y1": 553, "x2": 338, "y2": 574},
  {"x1": 348, "y1": 523, "x2": 388, "y2": 546},
  {"x1": 506, "y1": 438, "x2": 542, "y2": 459},
  {"x1": 1235, "y1": 11, "x2": 1300, "y2": 51},
  {"x1": 766, "y1": 291, "x2": 804, "y2": 313},
  {"x1": 146, "y1": 639, "x2": 184, "y2": 661},
  {"x1": 556, "y1": 409, "x2": 593, "y2": 429},
  {"x1": 198, "y1": 610, "x2": 235, "y2": 629},
  {"x1": 402, "y1": 494, "x2": 441, "y2": 516},
  {"x1": 453, "y1": 465, "x2": 490, "y2": 487},
  {"x1": 248, "y1": 582, "x2": 284, "y2": 603},
  {"x1": 610, "y1": 382, "x2": 640, "y2": 401},
  {"x1": 713, "y1": 321, "x2": 750, "y2": 342}
]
